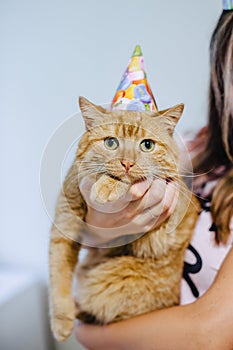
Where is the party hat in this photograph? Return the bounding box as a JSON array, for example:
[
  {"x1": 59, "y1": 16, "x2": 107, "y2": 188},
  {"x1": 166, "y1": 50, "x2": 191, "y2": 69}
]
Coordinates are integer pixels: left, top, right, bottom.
[
  {"x1": 111, "y1": 45, "x2": 158, "y2": 112},
  {"x1": 223, "y1": 0, "x2": 233, "y2": 10}
]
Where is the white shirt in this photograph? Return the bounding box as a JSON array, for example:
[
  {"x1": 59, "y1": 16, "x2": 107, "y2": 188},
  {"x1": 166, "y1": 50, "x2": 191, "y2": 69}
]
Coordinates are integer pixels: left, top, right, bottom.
[{"x1": 181, "y1": 179, "x2": 233, "y2": 305}]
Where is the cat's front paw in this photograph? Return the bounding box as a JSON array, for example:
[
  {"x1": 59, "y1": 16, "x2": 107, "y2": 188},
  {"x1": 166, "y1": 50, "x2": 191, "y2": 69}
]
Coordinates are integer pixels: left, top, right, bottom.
[
  {"x1": 90, "y1": 176, "x2": 129, "y2": 204},
  {"x1": 90, "y1": 184, "x2": 121, "y2": 204},
  {"x1": 51, "y1": 297, "x2": 75, "y2": 342}
]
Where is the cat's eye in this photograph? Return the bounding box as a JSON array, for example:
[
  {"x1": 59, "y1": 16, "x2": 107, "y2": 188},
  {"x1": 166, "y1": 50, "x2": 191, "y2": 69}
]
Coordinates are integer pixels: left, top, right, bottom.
[
  {"x1": 104, "y1": 137, "x2": 119, "y2": 150},
  {"x1": 140, "y1": 139, "x2": 155, "y2": 152}
]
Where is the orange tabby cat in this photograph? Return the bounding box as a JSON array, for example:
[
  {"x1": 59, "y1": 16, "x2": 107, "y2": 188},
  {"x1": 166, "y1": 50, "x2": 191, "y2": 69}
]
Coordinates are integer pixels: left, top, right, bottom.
[{"x1": 49, "y1": 97, "x2": 199, "y2": 341}]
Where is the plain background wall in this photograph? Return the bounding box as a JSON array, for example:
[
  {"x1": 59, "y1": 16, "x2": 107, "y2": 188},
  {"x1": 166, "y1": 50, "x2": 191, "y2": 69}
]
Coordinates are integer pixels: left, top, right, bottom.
[{"x1": 1, "y1": 0, "x2": 221, "y2": 277}]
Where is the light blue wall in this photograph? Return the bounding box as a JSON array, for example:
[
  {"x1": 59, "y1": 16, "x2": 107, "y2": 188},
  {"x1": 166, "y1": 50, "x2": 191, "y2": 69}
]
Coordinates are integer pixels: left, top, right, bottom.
[{"x1": 0, "y1": 0, "x2": 221, "y2": 274}]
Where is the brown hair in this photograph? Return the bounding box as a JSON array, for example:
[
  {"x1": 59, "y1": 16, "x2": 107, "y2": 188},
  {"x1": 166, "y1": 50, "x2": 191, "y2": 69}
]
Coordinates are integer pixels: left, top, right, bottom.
[
  {"x1": 194, "y1": 11, "x2": 233, "y2": 244},
  {"x1": 194, "y1": 10, "x2": 233, "y2": 172}
]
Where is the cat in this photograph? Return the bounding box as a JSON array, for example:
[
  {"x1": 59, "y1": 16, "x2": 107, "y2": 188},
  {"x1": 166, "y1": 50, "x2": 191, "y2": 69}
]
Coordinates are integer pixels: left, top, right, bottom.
[{"x1": 49, "y1": 97, "x2": 199, "y2": 341}]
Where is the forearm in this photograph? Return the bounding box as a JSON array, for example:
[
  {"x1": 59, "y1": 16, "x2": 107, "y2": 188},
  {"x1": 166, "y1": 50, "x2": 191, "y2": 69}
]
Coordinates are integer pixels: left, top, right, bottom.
[
  {"x1": 104, "y1": 304, "x2": 199, "y2": 350},
  {"x1": 76, "y1": 303, "x2": 201, "y2": 350}
]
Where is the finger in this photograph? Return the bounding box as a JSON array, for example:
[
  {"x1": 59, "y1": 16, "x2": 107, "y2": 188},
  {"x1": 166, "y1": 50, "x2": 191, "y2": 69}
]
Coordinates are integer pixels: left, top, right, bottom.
[
  {"x1": 149, "y1": 183, "x2": 180, "y2": 230},
  {"x1": 125, "y1": 179, "x2": 152, "y2": 201},
  {"x1": 125, "y1": 179, "x2": 169, "y2": 218},
  {"x1": 137, "y1": 178, "x2": 167, "y2": 209},
  {"x1": 130, "y1": 181, "x2": 178, "y2": 229},
  {"x1": 167, "y1": 183, "x2": 180, "y2": 215},
  {"x1": 149, "y1": 181, "x2": 179, "y2": 217}
]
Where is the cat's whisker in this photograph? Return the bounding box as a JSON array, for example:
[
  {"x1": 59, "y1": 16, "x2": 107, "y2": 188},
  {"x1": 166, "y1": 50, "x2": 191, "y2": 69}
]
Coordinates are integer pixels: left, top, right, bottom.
[
  {"x1": 144, "y1": 170, "x2": 177, "y2": 181},
  {"x1": 168, "y1": 182, "x2": 200, "y2": 211},
  {"x1": 77, "y1": 161, "x2": 105, "y2": 166},
  {"x1": 79, "y1": 166, "x2": 105, "y2": 173},
  {"x1": 158, "y1": 165, "x2": 216, "y2": 179},
  {"x1": 73, "y1": 165, "x2": 107, "y2": 181},
  {"x1": 178, "y1": 165, "x2": 215, "y2": 177},
  {"x1": 78, "y1": 170, "x2": 106, "y2": 178}
]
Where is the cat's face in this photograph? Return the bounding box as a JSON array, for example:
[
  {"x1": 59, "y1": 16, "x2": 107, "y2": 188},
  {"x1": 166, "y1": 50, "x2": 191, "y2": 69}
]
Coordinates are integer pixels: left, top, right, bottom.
[{"x1": 77, "y1": 97, "x2": 184, "y2": 184}]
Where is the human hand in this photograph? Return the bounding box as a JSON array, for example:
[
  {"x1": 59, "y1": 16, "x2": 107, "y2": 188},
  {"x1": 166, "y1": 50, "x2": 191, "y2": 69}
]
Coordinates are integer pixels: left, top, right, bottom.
[{"x1": 79, "y1": 177, "x2": 179, "y2": 247}]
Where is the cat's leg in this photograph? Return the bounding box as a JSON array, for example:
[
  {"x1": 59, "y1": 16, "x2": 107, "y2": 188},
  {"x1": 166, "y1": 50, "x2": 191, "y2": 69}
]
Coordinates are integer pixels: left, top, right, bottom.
[
  {"x1": 74, "y1": 255, "x2": 181, "y2": 324},
  {"x1": 49, "y1": 192, "x2": 82, "y2": 342},
  {"x1": 90, "y1": 174, "x2": 130, "y2": 204}
]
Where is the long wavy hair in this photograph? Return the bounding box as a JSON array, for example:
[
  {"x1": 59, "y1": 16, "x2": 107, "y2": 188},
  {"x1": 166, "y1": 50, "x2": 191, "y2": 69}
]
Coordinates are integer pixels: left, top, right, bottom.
[
  {"x1": 194, "y1": 10, "x2": 233, "y2": 172},
  {"x1": 194, "y1": 10, "x2": 233, "y2": 244}
]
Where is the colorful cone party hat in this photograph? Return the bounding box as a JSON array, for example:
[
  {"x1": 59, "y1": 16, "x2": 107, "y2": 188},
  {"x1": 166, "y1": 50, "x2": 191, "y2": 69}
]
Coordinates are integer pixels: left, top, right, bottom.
[
  {"x1": 223, "y1": 0, "x2": 233, "y2": 10},
  {"x1": 111, "y1": 45, "x2": 158, "y2": 112}
]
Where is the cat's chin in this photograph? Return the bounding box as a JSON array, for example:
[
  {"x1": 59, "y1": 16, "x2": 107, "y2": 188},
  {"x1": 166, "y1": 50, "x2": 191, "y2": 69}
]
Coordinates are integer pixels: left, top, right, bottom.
[
  {"x1": 106, "y1": 171, "x2": 147, "y2": 185},
  {"x1": 121, "y1": 174, "x2": 146, "y2": 185},
  {"x1": 114, "y1": 176, "x2": 130, "y2": 185}
]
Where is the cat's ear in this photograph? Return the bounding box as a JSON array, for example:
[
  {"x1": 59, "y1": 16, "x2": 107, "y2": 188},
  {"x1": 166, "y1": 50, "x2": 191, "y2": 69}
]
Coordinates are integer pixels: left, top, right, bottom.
[
  {"x1": 159, "y1": 104, "x2": 184, "y2": 135},
  {"x1": 78, "y1": 96, "x2": 108, "y2": 130}
]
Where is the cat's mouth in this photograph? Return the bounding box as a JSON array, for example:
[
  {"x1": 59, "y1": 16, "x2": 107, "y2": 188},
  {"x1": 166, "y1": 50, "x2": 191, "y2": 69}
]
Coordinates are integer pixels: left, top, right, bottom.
[{"x1": 106, "y1": 172, "x2": 146, "y2": 185}]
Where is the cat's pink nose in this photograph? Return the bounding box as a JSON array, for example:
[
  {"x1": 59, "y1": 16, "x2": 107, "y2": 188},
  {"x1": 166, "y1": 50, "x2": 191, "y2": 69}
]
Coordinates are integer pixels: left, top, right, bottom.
[{"x1": 121, "y1": 160, "x2": 135, "y2": 172}]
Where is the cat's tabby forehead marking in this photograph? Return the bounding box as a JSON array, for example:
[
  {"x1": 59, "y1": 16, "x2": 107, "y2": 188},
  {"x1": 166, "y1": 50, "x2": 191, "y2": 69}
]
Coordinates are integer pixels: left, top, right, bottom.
[
  {"x1": 92, "y1": 111, "x2": 155, "y2": 140},
  {"x1": 110, "y1": 122, "x2": 145, "y2": 139},
  {"x1": 112, "y1": 111, "x2": 152, "y2": 138}
]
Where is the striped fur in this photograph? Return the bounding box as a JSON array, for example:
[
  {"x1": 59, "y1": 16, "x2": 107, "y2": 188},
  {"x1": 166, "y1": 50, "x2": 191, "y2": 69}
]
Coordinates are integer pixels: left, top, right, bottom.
[{"x1": 49, "y1": 97, "x2": 199, "y2": 341}]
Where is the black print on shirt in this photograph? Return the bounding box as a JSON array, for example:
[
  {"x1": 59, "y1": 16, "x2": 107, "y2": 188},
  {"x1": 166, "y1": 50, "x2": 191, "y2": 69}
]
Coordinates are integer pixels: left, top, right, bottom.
[
  {"x1": 183, "y1": 244, "x2": 203, "y2": 298},
  {"x1": 198, "y1": 195, "x2": 211, "y2": 212}
]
